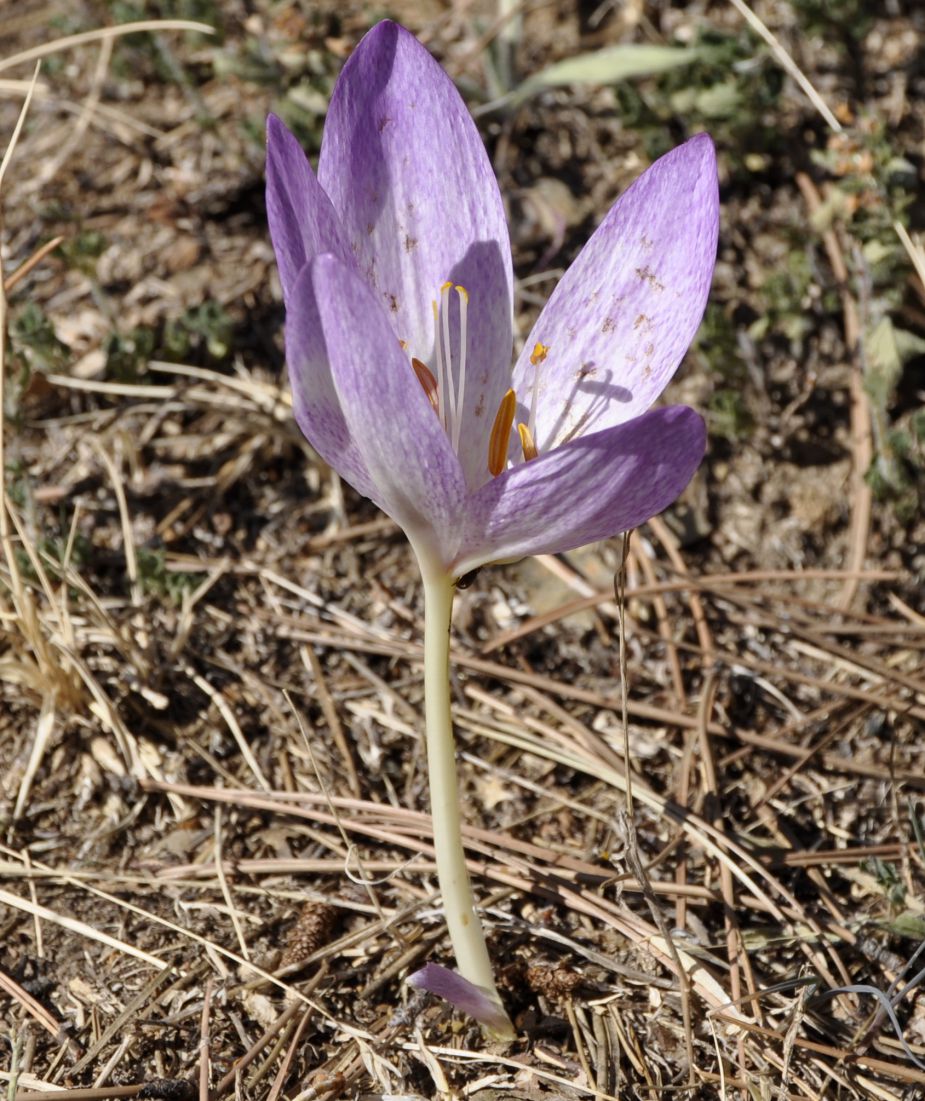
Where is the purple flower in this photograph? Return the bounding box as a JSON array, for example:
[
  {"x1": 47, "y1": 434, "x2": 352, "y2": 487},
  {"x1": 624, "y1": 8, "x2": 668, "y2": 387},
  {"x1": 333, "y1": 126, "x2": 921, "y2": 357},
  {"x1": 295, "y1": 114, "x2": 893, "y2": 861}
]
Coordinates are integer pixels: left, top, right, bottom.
[
  {"x1": 407, "y1": 963, "x2": 515, "y2": 1037},
  {"x1": 267, "y1": 21, "x2": 718, "y2": 578}
]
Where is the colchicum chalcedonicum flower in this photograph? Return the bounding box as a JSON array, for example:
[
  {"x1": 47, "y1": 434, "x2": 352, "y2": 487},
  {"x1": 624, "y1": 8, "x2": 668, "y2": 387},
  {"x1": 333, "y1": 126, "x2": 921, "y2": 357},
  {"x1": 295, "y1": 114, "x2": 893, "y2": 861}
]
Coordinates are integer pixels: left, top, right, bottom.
[{"x1": 268, "y1": 20, "x2": 719, "y2": 1040}]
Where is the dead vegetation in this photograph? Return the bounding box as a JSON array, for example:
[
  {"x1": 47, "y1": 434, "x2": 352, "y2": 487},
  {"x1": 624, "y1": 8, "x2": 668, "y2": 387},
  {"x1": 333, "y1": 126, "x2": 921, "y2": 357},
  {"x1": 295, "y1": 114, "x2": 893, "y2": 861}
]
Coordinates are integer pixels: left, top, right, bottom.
[{"x1": 1, "y1": 1, "x2": 924, "y2": 1099}]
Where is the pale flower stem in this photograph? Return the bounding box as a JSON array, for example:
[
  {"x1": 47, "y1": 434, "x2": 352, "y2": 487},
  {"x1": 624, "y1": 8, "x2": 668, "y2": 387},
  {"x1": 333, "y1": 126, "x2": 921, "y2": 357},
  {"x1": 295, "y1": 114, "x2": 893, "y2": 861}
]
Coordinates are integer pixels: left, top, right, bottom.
[{"x1": 419, "y1": 562, "x2": 514, "y2": 1040}]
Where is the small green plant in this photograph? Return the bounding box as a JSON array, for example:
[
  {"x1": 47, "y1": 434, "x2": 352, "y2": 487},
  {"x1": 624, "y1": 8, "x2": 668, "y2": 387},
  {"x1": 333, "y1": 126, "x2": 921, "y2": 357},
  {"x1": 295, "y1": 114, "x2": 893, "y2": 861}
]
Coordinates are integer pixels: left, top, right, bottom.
[
  {"x1": 614, "y1": 28, "x2": 786, "y2": 169},
  {"x1": 10, "y1": 303, "x2": 69, "y2": 374},
  {"x1": 57, "y1": 229, "x2": 107, "y2": 275},
  {"x1": 751, "y1": 249, "x2": 825, "y2": 351},
  {"x1": 8, "y1": 305, "x2": 68, "y2": 424},
  {"x1": 137, "y1": 546, "x2": 198, "y2": 603},
  {"x1": 105, "y1": 326, "x2": 156, "y2": 381},
  {"x1": 5, "y1": 459, "x2": 30, "y2": 510},
  {"x1": 105, "y1": 0, "x2": 221, "y2": 90},
  {"x1": 10, "y1": 528, "x2": 91, "y2": 595},
  {"x1": 866, "y1": 413, "x2": 925, "y2": 526},
  {"x1": 212, "y1": 37, "x2": 281, "y2": 85},
  {"x1": 812, "y1": 117, "x2": 915, "y2": 304},
  {"x1": 104, "y1": 300, "x2": 233, "y2": 380},
  {"x1": 696, "y1": 303, "x2": 754, "y2": 441},
  {"x1": 789, "y1": 0, "x2": 876, "y2": 44},
  {"x1": 162, "y1": 301, "x2": 232, "y2": 361},
  {"x1": 863, "y1": 857, "x2": 906, "y2": 908}
]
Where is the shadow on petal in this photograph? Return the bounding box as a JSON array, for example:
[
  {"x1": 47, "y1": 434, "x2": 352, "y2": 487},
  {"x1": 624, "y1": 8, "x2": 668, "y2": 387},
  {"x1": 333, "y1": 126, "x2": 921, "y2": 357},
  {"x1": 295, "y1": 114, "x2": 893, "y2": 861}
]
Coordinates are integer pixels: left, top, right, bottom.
[
  {"x1": 440, "y1": 239, "x2": 514, "y2": 491},
  {"x1": 522, "y1": 365, "x2": 635, "y2": 453}
]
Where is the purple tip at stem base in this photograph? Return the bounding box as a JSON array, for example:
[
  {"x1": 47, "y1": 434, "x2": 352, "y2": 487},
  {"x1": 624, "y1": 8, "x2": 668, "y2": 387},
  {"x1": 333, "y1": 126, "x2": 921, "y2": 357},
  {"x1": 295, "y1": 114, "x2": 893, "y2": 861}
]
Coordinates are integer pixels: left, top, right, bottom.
[{"x1": 407, "y1": 963, "x2": 516, "y2": 1040}]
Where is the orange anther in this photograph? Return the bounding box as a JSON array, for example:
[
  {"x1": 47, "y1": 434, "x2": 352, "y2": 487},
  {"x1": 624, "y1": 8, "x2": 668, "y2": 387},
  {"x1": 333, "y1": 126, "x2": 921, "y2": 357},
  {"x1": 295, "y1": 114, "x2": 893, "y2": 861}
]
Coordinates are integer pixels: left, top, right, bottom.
[
  {"x1": 517, "y1": 422, "x2": 538, "y2": 462},
  {"x1": 530, "y1": 342, "x2": 549, "y2": 366},
  {"x1": 488, "y1": 389, "x2": 516, "y2": 477},
  {"x1": 411, "y1": 357, "x2": 440, "y2": 414}
]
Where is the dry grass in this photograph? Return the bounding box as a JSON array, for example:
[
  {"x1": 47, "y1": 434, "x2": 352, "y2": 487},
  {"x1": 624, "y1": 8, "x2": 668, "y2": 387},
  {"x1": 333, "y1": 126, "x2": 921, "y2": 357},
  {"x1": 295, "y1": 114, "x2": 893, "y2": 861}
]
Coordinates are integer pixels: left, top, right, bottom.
[{"x1": 1, "y1": 1, "x2": 924, "y2": 1099}]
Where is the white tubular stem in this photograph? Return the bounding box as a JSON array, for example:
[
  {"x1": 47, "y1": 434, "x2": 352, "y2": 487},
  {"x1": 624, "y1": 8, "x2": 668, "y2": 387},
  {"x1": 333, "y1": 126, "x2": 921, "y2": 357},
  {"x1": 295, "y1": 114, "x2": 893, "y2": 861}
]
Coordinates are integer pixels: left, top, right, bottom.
[{"x1": 419, "y1": 562, "x2": 514, "y2": 1040}]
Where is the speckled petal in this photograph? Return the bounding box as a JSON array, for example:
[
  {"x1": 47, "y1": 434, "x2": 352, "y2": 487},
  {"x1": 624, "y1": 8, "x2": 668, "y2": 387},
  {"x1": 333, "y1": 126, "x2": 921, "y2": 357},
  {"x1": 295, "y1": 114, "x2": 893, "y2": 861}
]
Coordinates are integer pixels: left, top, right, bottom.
[
  {"x1": 306, "y1": 253, "x2": 467, "y2": 563},
  {"x1": 318, "y1": 21, "x2": 514, "y2": 491},
  {"x1": 510, "y1": 135, "x2": 718, "y2": 452},
  {"x1": 266, "y1": 113, "x2": 352, "y2": 308},
  {"x1": 453, "y1": 405, "x2": 706, "y2": 576}
]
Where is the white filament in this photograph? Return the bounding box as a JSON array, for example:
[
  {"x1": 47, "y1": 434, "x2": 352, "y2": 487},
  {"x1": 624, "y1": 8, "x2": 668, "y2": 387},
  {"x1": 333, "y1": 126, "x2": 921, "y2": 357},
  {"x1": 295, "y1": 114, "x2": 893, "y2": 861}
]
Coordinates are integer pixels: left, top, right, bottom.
[
  {"x1": 440, "y1": 283, "x2": 456, "y2": 434},
  {"x1": 432, "y1": 298, "x2": 448, "y2": 433},
  {"x1": 528, "y1": 353, "x2": 541, "y2": 442},
  {"x1": 451, "y1": 286, "x2": 468, "y2": 454},
  {"x1": 429, "y1": 283, "x2": 470, "y2": 456}
]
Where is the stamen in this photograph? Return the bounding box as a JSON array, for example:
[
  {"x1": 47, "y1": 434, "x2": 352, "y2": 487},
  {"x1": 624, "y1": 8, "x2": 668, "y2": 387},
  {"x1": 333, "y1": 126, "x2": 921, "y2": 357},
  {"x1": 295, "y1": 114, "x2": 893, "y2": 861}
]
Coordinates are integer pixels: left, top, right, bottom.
[
  {"x1": 528, "y1": 341, "x2": 548, "y2": 441},
  {"x1": 432, "y1": 298, "x2": 447, "y2": 431},
  {"x1": 440, "y1": 282, "x2": 456, "y2": 434},
  {"x1": 488, "y1": 389, "x2": 516, "y2": 477},
  {"x1": 530, "y1": 342, "x2": 549, "y2": 366},
  {"x1": 517, "y1": 422, "x2": 538, "y2": 462},
  {"x1": 451, "y1": 285, "x2": 469, "y2": 453},
  {"x1": 411, "y1": 357, "x2": 440, "y2": 414},
  {"x1": 420, "y1": 282, "x2": 472, "y2": 453}
]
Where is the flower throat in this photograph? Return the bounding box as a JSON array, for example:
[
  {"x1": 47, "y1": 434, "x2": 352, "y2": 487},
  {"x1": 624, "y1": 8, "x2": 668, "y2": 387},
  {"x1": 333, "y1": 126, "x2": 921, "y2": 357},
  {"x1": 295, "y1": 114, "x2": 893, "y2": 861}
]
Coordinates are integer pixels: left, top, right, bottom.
[{"x1": 409, "y1": 281, "x2": 546, "y2": 477}]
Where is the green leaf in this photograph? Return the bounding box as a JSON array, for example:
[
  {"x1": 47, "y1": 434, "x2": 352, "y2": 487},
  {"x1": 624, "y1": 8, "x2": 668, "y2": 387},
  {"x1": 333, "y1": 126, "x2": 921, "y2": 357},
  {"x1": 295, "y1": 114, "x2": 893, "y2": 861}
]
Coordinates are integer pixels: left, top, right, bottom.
[
  {"x1": 888, "y1": 911, "x2": 925, "y2": 939},
  {"x1": 692, "y1": 79, "x2": 742, "y2": 119},
  {"x1": 893, "y1": 324, "x2": 925, "y2": 362},
  {"x1": 864, "y1": 316, "x2": 925, "y2": 409},
  {"x1": 512, "y1": 44, "x2": 701, "y2": 103}
]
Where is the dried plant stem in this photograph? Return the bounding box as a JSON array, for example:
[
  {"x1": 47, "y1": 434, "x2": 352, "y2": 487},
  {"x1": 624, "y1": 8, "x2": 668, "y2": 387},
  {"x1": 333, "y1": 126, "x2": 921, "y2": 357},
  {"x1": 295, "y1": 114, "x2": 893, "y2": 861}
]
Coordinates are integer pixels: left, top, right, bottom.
[
  {"x1": 198, "y1": 977, "x2": 213, "y2": 1101},
  {"x1": 726, "y1": 0, "x2": 842, "y2": 132},
  {"x1": 795, "y1": 172, "x2": 871, "y2": 611},
  {"x1": 615, "y1": 531, "x2": 634, "y2": 816},
  {"x1": 614, "y1": 532, "x2": 695, "y2": 1082},
  {"x1": 419, "y1": 562, "x2": 514, "y2": 1040}
]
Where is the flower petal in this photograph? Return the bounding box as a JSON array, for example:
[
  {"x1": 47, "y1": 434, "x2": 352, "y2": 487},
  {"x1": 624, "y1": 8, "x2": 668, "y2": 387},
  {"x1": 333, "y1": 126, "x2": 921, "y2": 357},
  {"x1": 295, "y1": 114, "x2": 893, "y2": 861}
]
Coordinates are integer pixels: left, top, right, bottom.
[
  {"x1": 266, "y1": 113, "x2": 352, "y2": 308},
  {"x1": 510, "y1": 135, "x2": 718, "y2": 452},
  {"x1": 407, "y1": 963, "x2": 515, "y2": 1038},
  {"x1": 306, "y1": 253, "x2": 467, "y2": 562},
  {"x1": 285, "y1": 261, "x2": 378, "y2": 502},
  {"x1": 318, "y1": 21, "x2": 514, "y2": 491},
  {"x1": 453, "y1": 405, "x2": 706, "y2": 576}
]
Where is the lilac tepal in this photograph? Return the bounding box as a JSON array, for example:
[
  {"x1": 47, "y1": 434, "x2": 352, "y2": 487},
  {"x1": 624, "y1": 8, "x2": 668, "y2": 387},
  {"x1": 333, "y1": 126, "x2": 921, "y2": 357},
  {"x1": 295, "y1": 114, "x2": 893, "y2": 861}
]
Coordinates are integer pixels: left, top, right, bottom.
[
  {"x1": 266, "y1": 20, "x2": 718, "y2": 576},
  {"x1": 407, "y1": 963, "x2": 513, "y2": 1036}
]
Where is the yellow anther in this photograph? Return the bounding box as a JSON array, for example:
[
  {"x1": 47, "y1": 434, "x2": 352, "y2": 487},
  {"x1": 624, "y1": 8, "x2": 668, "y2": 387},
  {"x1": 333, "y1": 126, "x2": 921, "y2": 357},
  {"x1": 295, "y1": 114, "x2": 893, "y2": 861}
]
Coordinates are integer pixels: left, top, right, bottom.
[
  {"x1": 441, "y1": 280, "x2": 454, "y2": 293},
  {"x1": 530, "y1": 342, "x2": 550, "y2": 366},
  {"x1": 517, "y1": 422, "x2": 538, "y2": 462},
  {"x1": 454, "y1": 284, "x2": 469, "y2": 303},
  {"x1": 411, "y1": 357, "x2": 440, "y2": 414},
  {"x1": 488, "y1": 389, "x2": 516, "y2": 477}
]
